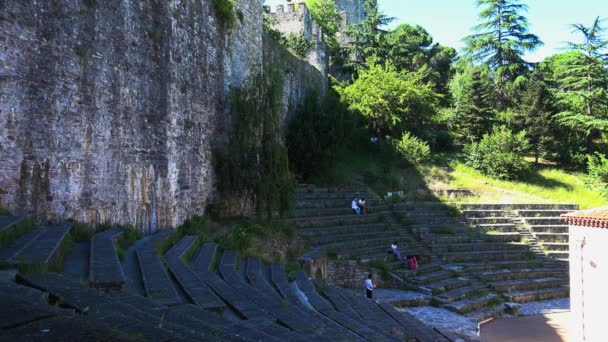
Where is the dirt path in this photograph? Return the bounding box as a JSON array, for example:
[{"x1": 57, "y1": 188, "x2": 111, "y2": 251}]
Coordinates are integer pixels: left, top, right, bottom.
[{"x1": 481, "y1": 312, "x2": 570, "y2": 342}]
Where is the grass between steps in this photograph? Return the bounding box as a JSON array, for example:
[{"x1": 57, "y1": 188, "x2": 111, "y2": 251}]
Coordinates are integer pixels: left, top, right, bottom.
[
  {"x1": 18, "y1": 231, "x2": 73, "y2": 274},
  {"x1": 155, "y1": 216, "x2": 309, "y2": 265},
  {"x1": 0, "y1": 218, "x2": 34, "y2": 249},
  {"x1": 115, "y1": 227, "x2": 142, "y2": 261}
]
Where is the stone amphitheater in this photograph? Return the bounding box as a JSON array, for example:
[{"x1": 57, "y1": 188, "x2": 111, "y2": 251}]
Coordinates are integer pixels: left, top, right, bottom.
[{"x1": 0, "y1": 186, "x2": 576, "y2": 341}]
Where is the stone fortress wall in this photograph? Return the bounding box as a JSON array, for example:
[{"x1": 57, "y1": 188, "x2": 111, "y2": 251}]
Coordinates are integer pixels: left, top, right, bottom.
[
  {"x1": 264, "y1": 0, "x2": 372, "y2": 78},
  {"x1": 0, "y1": 0, "x2": 325, "y2": 232}
]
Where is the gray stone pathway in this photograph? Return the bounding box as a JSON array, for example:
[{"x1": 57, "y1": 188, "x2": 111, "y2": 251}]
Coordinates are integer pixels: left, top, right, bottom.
[
  {"x1": 398, "y1": 306, "x2": 478, "y2": 338},
  {"x1": 373, "y1": 288, "x2": 431, "y2": 305},
  {"x1": 519, "y1": 298, "x2": 569, "y2": 315}
]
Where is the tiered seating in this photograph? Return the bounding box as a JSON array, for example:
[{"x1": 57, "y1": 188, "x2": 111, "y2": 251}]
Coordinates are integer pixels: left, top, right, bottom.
[
  {"x1": 291, "y1": 188, "x2": 411, "y2": 263},
  {"x1": 89, "y1": 228, "x2": 126, "y2": 289},
  {"x1": 0, "y1": 223, "x2": 72, "y2": 271},
  {"x1": 135, "y1": 238, "x2": 181, "y2": 306},
  {"x1": 164, "y1": 236, "x2": 225, "y2": 310},
  {"x1": 516, "y1": 208, "x2": 575, "y2": 261}
]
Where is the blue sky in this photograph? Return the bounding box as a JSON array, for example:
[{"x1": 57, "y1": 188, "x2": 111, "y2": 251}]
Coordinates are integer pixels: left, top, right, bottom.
[{"x1": 379, "y1": 0, "x2": 608, "y2": 62}]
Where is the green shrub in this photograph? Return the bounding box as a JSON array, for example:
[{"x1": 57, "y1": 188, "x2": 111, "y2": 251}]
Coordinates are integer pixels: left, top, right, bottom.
[
  {"x1": 465, "y1": 126, "x2": 530, "y2": 180},
  {"x1": 285, "y1": 261, "x2": 301, "y2": 281},
  {"x1": 282, "y1": 33, "x2": 313, "y2": 58},
  {"x1": 586, "y1": 152, "x2": 608, "y2": 197},
  {"x1": 393, "y1": 132, "x2": 430, "y2": 165},
  {"x1": 212, "y1": 0, "x2": 236, "y2": 29}
]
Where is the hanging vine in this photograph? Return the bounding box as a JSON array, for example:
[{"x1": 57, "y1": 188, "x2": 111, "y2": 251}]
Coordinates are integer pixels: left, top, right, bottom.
[{"x1": 215, "y1": 67, "x2": 294, "y2": 219}]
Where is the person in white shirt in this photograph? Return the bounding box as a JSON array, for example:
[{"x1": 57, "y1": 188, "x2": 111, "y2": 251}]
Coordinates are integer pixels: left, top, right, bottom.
[
  {"x1": 365, "y1": 273, "x2": 376, "y2": 298},
  {"x1": 352, "y1": 198, "x2": 360, "y2": 215},
  {"x1": 391, "y1": 242, "x2": 402, "y2": 261}
]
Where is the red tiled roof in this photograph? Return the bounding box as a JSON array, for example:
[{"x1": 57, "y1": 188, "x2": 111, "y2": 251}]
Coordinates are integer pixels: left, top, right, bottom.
[{"x1": 561, "y1": 207, "x2": 608, "y2": 228}]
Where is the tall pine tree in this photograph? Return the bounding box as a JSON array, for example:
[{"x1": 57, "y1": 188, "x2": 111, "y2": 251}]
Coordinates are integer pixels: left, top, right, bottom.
[{"x1": 463, "y1": 0, "x2": 542, "y2": 106}]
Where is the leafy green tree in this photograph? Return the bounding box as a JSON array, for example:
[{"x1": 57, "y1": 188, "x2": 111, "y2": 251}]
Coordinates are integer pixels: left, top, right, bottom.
[
  {"x1": 464, "y1": 0, "x2": 542, "y2": 105},
  {"x1": 450, "y1": 63, "x2": 496, "y2": 142},
  {"x1": 305, "y1": 0, "x2": 342, "y2": 37},
  {"x1": 335, "y1": 58, "x2": 440, "y2": 136},
  {"x1": 287, "y1": 91, "x2": 356, "y2": 180},
  {"x1": 568, "y1": 17, "x2": 608, "y2": 61},
  {"x1": 394, "y1": 132, "x2": 430, "y2": 165}
]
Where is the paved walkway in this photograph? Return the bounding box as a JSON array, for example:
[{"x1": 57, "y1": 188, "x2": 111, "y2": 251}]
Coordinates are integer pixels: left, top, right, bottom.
[
  {"x1": 481, "y1": 312, "x2": 569, "y2": 341},
  {"x1": 397, "y1": 306, "x2": 478, "y2": 338},
  {"x1": 519, "y1": 298, "x2": 569, "y2": 316}
]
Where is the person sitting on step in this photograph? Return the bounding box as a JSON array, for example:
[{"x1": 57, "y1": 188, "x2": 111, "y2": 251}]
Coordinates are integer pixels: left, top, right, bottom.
[
  {"x1": 352, "y1": 198, "x2": 361, "y2": 215},
  {"x1": 358, "y1": 198, "x2": 367, "y2": 215},
  {"x1": 390, "y1": 241, "x2": 402, "y2": 261}
]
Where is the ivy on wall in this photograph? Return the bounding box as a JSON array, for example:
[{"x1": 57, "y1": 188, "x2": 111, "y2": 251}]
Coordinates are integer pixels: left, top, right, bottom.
[{"x1": 214, "y1": 67, "x2": 295, "y2": 219}]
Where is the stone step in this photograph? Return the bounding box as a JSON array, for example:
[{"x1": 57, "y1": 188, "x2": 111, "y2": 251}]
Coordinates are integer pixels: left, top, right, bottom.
[
  {"x1": 165, "y1": 236, "x2": 225, "y2": 310},
  {"x1": 462, "y1": 210, "x2": 506, "y2": 218},
  {"x1": 392, "y1": 203, "x2": 452, "y2": 211},
  {"x1": 540, "y1": 242, "x2": 569, "y2": 251},
  {"x1": 411, "y1": 270, "x2": 454, "y2": 285},
  {"x1": 308, "y1": 230, "x2": 396, "y2": 246},
  {"x1": 479, "y1": 268, "x2": 567, "y2": 282},
  {"x1": 516, "y1": 209, "x2": 573, "y2": 217},
  {"x1": 459, "y1": 203, "x2": 578, "y2": 211},
  {"x1": 467, "y1": 217, "x2": 513, "y2": 224},
  {"x1": 394, "y1": 263, "x2": 442, "y2": 278},
  {"x1": 89, "y1": 228, "x2": 126, "y2": 290},
  {"x1": 467, "y1": 305, "x2": 505, "y2": 323},
  {"x1": 135, "y1": 237, "x2": 181, "y2": 306},
  {"x1": 480, "y1": 232, "x2": 522, "y2": 243},
  {"x1": 419, "y1": 234, "x2": 478, "y2": 244},
  {"x1": 356, "y1": 248, "x2": 427, "y2": 264},
  {"x1": 425, "y1": 277, "x2": 471, "y2": 295},
  {"x1": 397, "y1": 210, "x2": 455, "y2": 218},
  {"x1": 294, "y1": 199, "x2": 381, "y2": 209},
  {"x1": 319, "y1": 237, "x2": 401, "y2": 252},
  {"x1": 292, "y1": 205, "x2": 388, "y2": 217},
  {"x1": 298, "y1": 222, "x2": 391, "y2": 236},
  {"x1": 459, "y1": 259, "x2": 552, "y2": 272},
  {"x1": 412, "y1": 224, "x2": 470, "y2": 235},
  {"x1": 439, "y1": 250, "x2": 535, "y2": 263},
  {"x1": 294, "y1": 191, "x2": 366, "y2": 200},
  {"x1": 289, "y1": 213, "x2": 388, "y2": 227},
  {"x1": 13, "y1": 223, "x2": 72, "y2": 267},
  {"x1": 445, "y1": 293, "x2": 500, "y2": 314},
  {"x1": 523, "y1": 217, "x2": 567, "y2": 225},
  {"x1": 490, "y1": 277, "x2": 567, "y2": 292},
  {"x1": 530, "y1": 225, "x2": 568, "y2": 233},
  {"x1": 0, "y1": 215, "x2": 24, "y2": 236},
  {"x1": 409, "y1": 217, "x2": 466, "y2": 225},
  {"x1": 0, "y1": 228, "x2": 43, "y2": 265},
  {"x1": 534, "y1": 232, "x2": 569, "y2": 242},
  {"x1": 437, "y1": 285, "x2": 487, "y2": 303},
  {"x1": 474, "y1": 224, "x2": 519, "y2": 232},
  {"x1": 432, "y1": 242, "x2": 529, "y2": 253},
  {"x1": 545, "y1": 250, "x2": 569, "y2": 259},
  {"x1": 504, "y1": 287, "x2": 569, "y2": 303},
  {"x1": 334, "y1": 240, "x2": 414, "y2": 260}
]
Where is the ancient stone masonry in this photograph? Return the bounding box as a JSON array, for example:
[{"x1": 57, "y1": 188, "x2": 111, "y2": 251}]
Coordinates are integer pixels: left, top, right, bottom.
[
  {"x1": 0, "y1": 0, "x2": 325, "y2": 232},
  {"x1": 264, "y1": 2, "x2": 329, "y2": 77}
]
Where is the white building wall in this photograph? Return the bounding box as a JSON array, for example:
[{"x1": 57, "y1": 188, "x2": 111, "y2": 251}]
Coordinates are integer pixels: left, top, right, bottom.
[{"x1": 569, "y1": 225, "x2": 608, "y2": 342}]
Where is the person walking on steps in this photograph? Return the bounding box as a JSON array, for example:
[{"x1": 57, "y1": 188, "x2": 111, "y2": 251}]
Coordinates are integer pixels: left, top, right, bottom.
[{"x1": 365, "y1": 273, "x2": 376, "y2": 299}]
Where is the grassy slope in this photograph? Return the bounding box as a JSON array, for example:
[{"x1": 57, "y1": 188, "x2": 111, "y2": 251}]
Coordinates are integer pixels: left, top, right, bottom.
[
  {"x1": 444, "y1": 160, "x2": 607, "y2": 209},
  {"x1": 317, "y1": 143, "x2": 607, "y2": 209}
]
